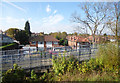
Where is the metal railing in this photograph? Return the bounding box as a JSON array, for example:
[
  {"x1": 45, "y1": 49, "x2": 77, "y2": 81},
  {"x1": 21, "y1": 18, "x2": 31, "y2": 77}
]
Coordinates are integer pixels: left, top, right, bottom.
[{"x1": 0, "y1": 45, "x2": 98, "y2": 72}]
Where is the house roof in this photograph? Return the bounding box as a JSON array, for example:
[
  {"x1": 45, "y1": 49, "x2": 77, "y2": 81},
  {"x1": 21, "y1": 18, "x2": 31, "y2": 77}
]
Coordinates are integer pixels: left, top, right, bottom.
[
  {"x1": 77, "y1": 37, "x2": 89, "y2": 42},
  {"x1": 44, "y1": 35, "x2": 59, "y2": 42},
  {"x1": 29, "y1": 36, "x2": 44, "y2": 42},
  {"x1": 0, "y1": 34, "x2": 13, "y2": 40},
  {"x1": 66, "y1": 35, "x2": 89, "y2": 42},
  {"x1": 29, "y1": 35, "x2": 59, "y2": 42}
]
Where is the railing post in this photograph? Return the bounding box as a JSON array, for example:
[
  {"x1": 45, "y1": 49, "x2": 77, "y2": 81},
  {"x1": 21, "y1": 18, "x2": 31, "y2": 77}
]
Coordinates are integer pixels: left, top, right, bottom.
[
  {"x1": 29, "y1": 48, "x2": 32, "y2": 73},
  {"x1": 0, "y1": 52, "x2": 2, "y2": 82},
  {"x1": 79, "y1": 43, "x2": 81, "y2": 61},
  {"x1": 89, "y1": 45, "x2": 91, "y2": 59},
  {"x1": 11, "y1": 55, "x2": 13, "y2": 68},
  {"x1": 18, "y1": 49, "x2": 20, "y2": 54}
]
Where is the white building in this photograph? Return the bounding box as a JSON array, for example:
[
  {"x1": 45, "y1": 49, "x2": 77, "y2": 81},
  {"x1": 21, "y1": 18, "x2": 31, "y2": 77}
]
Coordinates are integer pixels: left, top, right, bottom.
[{"x1": 29, "y1": 35, "x2": 59, "y2": 50}]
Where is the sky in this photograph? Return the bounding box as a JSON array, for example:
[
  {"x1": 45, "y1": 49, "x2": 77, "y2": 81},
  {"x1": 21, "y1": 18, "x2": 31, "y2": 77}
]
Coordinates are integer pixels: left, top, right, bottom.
[
  {"x1": 0, "y1": 0, "x2": 119, "y2": 34},
  {"x1": 0, "y1": 1, "x2": 83, "y2": 34}
]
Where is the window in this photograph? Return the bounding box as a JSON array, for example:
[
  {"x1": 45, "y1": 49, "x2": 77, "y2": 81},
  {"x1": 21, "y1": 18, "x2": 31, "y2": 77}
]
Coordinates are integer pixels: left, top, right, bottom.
[
  {"x1": 54, "y1": 42, "x2": 58, "y2": 44},
  {"x1": 38, "y1": 42, "x2": 43, "y2": 44},
  {"x1": 32, "y1": 41, "x2": 36, "y2": 45}
]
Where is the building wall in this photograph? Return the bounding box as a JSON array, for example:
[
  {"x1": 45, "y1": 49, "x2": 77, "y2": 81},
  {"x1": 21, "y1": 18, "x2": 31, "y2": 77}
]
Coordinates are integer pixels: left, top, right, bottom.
[
  {"x1": 46, "y1": 42, "x2": 52, "y2": 47},
  {"x1": 68, "y1": 41, "x2": 77, "y2": 47},
  {"x1": 30, "y1": 41, "x2": 59, "y2": 50},
  {"x1": 38, "y1": 41, "x2": 44, "y2": 47},
  {"x1": 30, "y1": 41, "x2": 37, "y2": 47}
]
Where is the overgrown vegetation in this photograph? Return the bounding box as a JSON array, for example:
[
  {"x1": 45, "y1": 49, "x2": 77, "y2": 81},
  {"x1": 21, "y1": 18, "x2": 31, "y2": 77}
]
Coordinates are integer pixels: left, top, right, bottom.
[
  {"x1": 39, "y1": 43, "x2": 119, "y2": 81},
  {"x1": 49, "y1": 32, "x2": 68, "y2": 46},
  {"x1": 2, "y1": 64, "x2": 26, "y2": 83},
  {"x1": 2, "y1": 43, "x2": 119, "y2": 82}
]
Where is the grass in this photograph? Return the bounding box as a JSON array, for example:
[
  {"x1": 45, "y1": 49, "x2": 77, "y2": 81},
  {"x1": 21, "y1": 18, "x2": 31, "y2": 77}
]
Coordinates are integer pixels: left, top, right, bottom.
[{"x1": 60, "y1": 70, "x2": 119, "y2": 81}]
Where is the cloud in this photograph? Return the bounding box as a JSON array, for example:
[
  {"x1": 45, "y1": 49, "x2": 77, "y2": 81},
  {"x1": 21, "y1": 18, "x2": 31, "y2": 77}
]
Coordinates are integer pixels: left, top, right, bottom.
[
  {"x1": 42, "y1": 14, "x2": 64, "y2": 25},
  {"x1": 46, "y1": 4, "x2": 51, "y2": 13},
  {"x1": 2, "y1": 0, "x2": 26, "y2": 13},
  {"x1": 0, "y1": 17, "x2": 29, "y2": 31},
  {"x1": 53, "y1": 10, "x2": 57, "y2": 14},
  {"x1": 33, "y1": 14, "x2": 64, "y2": 33}
]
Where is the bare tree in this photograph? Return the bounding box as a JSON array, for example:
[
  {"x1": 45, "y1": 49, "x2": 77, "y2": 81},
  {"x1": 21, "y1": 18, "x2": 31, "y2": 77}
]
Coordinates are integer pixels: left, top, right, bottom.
[
  {"x1": 71, "y1": 2, "x2": 110, "y2": 46},
  {"x1": 106, "y1": 2, "x2": 120, "y2": 41},
  {"x1": 73, "y1": 25, "x2": 87, "y2": 35}
]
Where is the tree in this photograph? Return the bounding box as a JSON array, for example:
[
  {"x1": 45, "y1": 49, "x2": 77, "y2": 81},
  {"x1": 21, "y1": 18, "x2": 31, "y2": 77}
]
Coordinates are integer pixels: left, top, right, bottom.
[
  {"x1": 49, "y1": 32, "x2": 68, "y2": 46},
  {"x1": 106, "y1": 2, "x2": 120, "y2": 41},
  {"x1": 4, "y1": 28, "x2": 19, "y2": 39},
  {"x1": 63, "y1": 39, "x2": 68, "y2": 46},
  {"x1": 50, "y1": 32, "x2": 59, "y2": 39},
  {"x1": 73, "y1": 32, "x2": 78, "y2": 36},
  {"x1": 50, "y1": 32, "x2": 68, "y2": 40},
  {"x1": 15, "y1": 30, "x2": 29, "y2": 45},
  {"x1": 73, "y1": 25, "x2": 88, "y2": 35},
  {"x1": 103, "y1": 33, "x2": 107, "y2": 37},
  {"x1": 59, "y1": 38, "x2": 64, "y2": 45},
  {"x1": 24, "y1": 21, "x2": 31, "y2": 37},
  {"x1": 71, "y1": 3, "x2": 110, "y2": 46},
  {"x1": 61, "y1": 32, "x2": 67, "y2": 39}
]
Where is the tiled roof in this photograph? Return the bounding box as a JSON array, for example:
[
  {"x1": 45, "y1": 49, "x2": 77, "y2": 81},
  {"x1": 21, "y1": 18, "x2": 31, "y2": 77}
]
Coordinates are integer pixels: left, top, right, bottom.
[
  {"x1": 44, "y1": 35, "x2": 59, "y2": 42},
  {"x1": 66, "y1": 35, "x2": 89, "y2": 42},
  {"x1": 29, "y1": 36, "x2": 44, "y2": 42},
  {"x1": 77, "y1": 37, "x2": 89, "y2": 42},
  {"x1": 29, "y1": 35, "x2": 59, "y2": 42}
]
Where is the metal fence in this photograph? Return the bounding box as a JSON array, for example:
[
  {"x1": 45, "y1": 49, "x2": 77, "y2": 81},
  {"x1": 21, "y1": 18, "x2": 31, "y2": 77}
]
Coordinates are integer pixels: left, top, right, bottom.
[{"x1": 0, "y1": 45, "x2": 98, "y2": 73}]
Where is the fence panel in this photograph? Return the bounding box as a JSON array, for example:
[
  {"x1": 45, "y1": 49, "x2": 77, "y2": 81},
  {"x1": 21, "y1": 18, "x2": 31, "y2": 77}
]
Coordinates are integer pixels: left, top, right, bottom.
[{"x1": 0, "y1": 45, "x2": 98, "y2": 72}]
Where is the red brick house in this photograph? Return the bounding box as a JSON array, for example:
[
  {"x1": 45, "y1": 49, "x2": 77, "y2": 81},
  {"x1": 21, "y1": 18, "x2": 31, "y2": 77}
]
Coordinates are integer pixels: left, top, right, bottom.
[
  {"x1": 87, "y1": 35, "x2": 109, "y2": 44},
  {"x1": 66, "y1": 36, "x2": 90, "y2": 49},
  {"x1": 66, "y1": 35, "x2": 109, "y2": 48}
]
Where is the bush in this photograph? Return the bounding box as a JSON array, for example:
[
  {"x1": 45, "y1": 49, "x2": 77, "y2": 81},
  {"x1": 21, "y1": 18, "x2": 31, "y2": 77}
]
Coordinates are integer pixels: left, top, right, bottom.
[
  {"x1": 94, "y1": 43, "x2": 119, "y2": 72},
  {"x1": 52, "y1": 54, "x2": 79, "y2": 76},
  {"x1": 31, "y1": 70, "x2": 37, "y2": 80},
  {"x1": 2, "y1": 64, "x2": 26, "y2": 83}
]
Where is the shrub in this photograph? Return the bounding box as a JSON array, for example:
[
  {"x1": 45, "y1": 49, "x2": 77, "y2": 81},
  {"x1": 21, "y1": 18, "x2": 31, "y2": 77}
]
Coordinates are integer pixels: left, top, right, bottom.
[
  {"x1": 2, "y1": 64, "x2": 26, "y2": 83},
  {"x1": 76, "y1": 43, "x2": 119, "y2": 76},
  {"x1": 94, "y1": 43, "x2": 119, "y2": 72},
  {"x1": 31, "y1": 70, "x2": 37, "y2": 80},
  {"x1": 52, "y1": 54, "x2": 78, "y2": 76}
]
